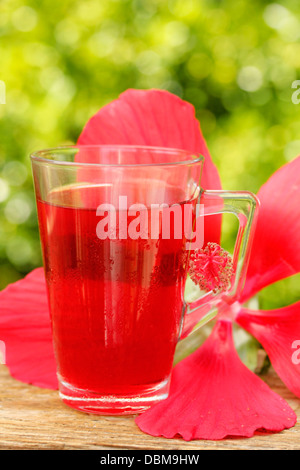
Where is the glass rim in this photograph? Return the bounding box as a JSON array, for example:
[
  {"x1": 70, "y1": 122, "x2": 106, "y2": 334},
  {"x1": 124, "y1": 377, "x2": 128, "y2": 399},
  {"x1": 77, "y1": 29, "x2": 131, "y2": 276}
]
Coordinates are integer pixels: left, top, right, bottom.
[{"x1": 30, "y1": 144, "x2": 204, "y2": 168}]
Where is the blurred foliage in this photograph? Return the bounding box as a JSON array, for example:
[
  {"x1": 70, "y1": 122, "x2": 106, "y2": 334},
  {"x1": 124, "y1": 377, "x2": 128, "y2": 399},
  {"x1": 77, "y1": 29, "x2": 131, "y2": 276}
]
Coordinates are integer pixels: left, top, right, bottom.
[{"x1": 0, "y1": 0, "x2": 300, "y2": 314}]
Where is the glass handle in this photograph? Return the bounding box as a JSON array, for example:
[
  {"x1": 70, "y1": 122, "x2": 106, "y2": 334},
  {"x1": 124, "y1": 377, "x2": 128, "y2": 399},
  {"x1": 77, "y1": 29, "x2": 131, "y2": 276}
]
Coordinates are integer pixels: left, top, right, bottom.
[{"x1": 180, "y1": 189, "x2": 259, "y2": 339}]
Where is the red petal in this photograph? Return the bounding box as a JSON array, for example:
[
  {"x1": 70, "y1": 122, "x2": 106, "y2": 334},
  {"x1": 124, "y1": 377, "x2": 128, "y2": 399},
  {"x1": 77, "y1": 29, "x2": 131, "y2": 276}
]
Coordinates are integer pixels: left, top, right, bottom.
[
  {"x1": 136, "y1": 319, "x2": 296, "y2": 440},
  {"x1": 0, "y1": 268, "x2": 57, "y2": 389},
  {"x1": 237, "y1": 302, "x2": 300, "y2": 398},
  {"x1": 77, "y1": 89, "x2": 222, "y2": 243},
  {"x1": 242, "y1": 156, "x2": 300, "y2": 301}
]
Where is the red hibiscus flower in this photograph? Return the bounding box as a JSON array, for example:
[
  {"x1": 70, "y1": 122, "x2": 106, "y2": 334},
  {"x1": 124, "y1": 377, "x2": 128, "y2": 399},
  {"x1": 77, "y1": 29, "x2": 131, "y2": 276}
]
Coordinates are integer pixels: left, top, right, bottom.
[
  {"x1": 136, "y1": 152, "x2": 300, "y2": 440},
  {"x1": 0, "y1": 89, "x2": 299, "y2": 440}
]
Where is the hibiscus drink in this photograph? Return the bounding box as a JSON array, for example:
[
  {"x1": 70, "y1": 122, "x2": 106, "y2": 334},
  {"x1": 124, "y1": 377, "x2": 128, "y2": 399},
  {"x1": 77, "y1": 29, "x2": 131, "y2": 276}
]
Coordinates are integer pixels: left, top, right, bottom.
[
  {"x1": 36, "y1": 182, "x2": 196, "y2": 414},
  {"x1": 31, "y1": 143, "x2": 258, "y2": 417}
]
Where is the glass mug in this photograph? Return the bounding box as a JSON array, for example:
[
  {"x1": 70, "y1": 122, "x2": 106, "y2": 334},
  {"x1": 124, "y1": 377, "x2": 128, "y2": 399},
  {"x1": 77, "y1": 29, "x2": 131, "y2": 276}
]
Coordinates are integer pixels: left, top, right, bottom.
[{"x1": 30, "y1": 145, "x2": 258, "y2": 415}]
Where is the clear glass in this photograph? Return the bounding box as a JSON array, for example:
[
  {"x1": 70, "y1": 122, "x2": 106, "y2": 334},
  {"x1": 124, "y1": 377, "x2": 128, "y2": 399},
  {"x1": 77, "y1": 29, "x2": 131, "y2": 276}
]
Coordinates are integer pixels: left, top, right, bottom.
[{"x1": 30, "y1": 145, "x2": 258, "y2": 415}]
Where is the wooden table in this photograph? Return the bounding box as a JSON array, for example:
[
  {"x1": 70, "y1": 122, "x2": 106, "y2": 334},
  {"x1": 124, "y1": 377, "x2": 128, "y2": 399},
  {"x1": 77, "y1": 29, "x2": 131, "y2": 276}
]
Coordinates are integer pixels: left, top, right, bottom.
[{"x1": 0, "y1": 365, "x2": 299, "y2": 450}]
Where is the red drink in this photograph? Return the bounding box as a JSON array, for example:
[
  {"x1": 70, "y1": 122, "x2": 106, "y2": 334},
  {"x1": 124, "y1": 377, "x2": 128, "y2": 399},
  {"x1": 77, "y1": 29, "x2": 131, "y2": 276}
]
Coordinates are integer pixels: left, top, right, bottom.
[{"x1": 37, "y1": 182, "x2": 197, "y2": 413}]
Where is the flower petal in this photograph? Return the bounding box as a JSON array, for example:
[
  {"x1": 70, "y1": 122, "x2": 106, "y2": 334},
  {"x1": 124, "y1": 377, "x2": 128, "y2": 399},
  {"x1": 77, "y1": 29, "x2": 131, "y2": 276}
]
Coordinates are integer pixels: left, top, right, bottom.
[
  {"x1": 77, "y1": 88, "x2": 222, "y2": 243},
  {"x1": 236, "y1": 302, "x2": 300, "y2": 398},
  {"x1": 0, "y1": 268, "x2": 57, "y2": 389},
  {"x1": 242, "y1": 156, "x2": 300, "y2": 301},
  {"x1": 136, "y1": 319, "x2": 296, "y2": 440}
]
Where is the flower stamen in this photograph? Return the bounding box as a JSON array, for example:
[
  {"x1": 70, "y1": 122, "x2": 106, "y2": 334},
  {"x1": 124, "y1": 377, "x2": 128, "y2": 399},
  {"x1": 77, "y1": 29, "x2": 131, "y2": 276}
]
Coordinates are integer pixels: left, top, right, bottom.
[{"x1": 189, "y1": 242, "x2": 234, "y2": 293}]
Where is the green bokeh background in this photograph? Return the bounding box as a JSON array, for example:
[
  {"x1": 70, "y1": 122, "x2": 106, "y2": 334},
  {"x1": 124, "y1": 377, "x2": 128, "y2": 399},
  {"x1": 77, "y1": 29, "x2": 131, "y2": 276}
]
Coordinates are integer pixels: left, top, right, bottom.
[{"x1": 1, "y1": 0, "x2": 300, "y2": 312}]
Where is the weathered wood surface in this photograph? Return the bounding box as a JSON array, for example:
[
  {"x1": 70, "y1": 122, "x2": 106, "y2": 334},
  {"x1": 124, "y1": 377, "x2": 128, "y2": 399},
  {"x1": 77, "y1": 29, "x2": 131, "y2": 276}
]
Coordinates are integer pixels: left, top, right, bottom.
[{"x1": 0, "y1": 365, "x2": 299, "y2": 450}]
